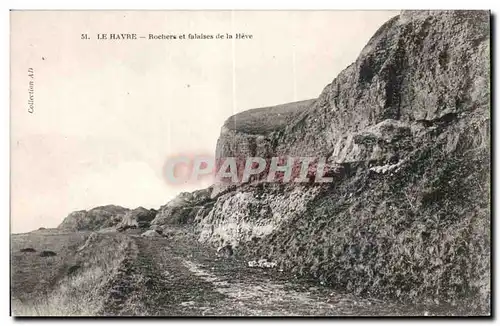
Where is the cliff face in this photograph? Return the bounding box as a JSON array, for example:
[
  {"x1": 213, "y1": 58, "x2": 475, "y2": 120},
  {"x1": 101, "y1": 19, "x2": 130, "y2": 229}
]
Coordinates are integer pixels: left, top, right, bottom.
[
  {"x1": 56, "y1": 10, "x2": 490, "y2": 312},
  {"x1": 212, "y1": 10, "x2": 489, "y2": 192},
  {"x1": 273, "y1": 10, "x2": 489, "y2": 160},
  {"x1": 213, "y1": 99, "x2": 315, "y2": 196},
  {"x1": 197, "y1": 10, "x2": 490, "y2": 310}
]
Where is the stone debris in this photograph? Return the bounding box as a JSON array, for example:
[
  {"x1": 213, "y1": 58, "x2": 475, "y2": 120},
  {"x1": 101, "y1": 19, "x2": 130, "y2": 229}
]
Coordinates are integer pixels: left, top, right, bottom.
[
  {"x1": 141, "y1": 230, "x2": 162, "y2": 237},
  {"x1": 247, "y1": 258, "x2": 277, "y2": 269}
]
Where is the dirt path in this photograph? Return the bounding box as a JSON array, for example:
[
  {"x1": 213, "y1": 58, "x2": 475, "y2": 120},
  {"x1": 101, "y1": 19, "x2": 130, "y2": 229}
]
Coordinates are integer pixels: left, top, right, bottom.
[
  {"x1": 11, "y1": 229, "x2": 472, "y2": 316},
  {"x1": 100, "y1": 230, "x2": 448, "y2": 316}
]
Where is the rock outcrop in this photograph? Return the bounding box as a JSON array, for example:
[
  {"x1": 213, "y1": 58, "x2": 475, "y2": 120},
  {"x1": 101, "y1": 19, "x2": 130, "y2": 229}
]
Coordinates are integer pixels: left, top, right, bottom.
[
  {"x1": 58, "y1": 188, "x2": 213, "y2": 232},
  {"x1": 59, "y1": 205, "x2": 157, "y2": 231},
  {"x1": 141, "y1": 229, "x2": 163, "y2": 237},
  {"x1": 151, "y1": 188, "x2": 213, "y2": 226},
  {"x1": 118, "y1": 207, "x2": 157, "y2": 230},
  {"x1": 58, "y1": 205, "x2": 129, "y2": 231},
  {"x1": 195, "y1": 10, "x2": 490, "y2": 311}
]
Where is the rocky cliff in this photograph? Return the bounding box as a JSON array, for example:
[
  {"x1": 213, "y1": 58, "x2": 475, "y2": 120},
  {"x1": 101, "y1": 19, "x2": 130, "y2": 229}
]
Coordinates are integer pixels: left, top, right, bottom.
[
  {"x1": 213, "y1": 99, "x2": 315, "y2": 196},
  {"x1": 197, "y1": 10, "x2": 490, "y2": 311}
]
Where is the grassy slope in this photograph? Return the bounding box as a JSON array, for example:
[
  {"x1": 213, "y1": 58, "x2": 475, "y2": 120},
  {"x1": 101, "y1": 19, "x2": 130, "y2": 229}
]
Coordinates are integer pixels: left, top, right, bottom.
[
  {"x1": 223, "y1": 99, "x2": 315, "y2": 135},
  {"x1": 11, "y1": 229, "x2": 133, "y2": 316}
]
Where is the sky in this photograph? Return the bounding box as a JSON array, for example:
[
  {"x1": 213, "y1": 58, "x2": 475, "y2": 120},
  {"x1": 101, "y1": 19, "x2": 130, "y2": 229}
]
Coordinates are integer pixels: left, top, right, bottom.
[{"x1": 10, "y1": 10, "x2": 398, "y2": 233}]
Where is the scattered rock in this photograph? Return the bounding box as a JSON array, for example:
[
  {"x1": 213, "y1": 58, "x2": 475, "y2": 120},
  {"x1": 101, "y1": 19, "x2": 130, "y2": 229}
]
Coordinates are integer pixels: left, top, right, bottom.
[
  {"x1": 39, "y1": 250, "x2": 57, "y2": 257},
  {"x1": 247, "y1": 258, "x2": 277, "y2": 269},
  {"x1": 20, "y1": 247, "x2": 36, "y2": 253},
  {"x1": 180, "y1": 301, "x2": 196, "y2": 307},
  {"x1": 141, "y1": 230, "x2": 162, "y2": 237},
  {"x1": 216, "y1": 244, "x2": 233, "y2": 258},
  {"x1": 67, "y1": 265, "x2": 81, "y2": 276}
]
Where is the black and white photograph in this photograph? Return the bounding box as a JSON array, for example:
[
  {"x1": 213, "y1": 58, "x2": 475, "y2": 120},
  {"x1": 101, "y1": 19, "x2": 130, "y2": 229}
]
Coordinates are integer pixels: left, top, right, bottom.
[{"x1": 8, "y1": 9, "x2": 491, "y2": 317}]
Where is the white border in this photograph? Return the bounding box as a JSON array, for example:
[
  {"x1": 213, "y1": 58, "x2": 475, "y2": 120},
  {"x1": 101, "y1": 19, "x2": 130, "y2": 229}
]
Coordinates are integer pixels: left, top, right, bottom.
[{"x1": 1, "y1": 0, "x2": 498, "y2": 10}]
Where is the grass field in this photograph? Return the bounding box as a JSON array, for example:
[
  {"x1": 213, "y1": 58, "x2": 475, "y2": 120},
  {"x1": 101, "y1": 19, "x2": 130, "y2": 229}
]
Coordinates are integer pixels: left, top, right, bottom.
[
  {"x1": 224, "y1": 99, "x2": 315, "y2": 135},
  {"x1": 11, "y1": 229, "x2": 133, "y2": 316}
]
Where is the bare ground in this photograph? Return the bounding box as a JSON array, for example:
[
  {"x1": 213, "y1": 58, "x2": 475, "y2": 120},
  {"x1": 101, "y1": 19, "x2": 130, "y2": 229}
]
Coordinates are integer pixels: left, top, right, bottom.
[{"x1": 11, "y1": 227, "x2": 471, "y2": 316}]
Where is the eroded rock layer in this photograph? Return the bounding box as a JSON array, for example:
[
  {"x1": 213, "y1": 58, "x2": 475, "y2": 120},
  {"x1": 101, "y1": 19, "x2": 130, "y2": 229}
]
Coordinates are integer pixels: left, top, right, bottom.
[{"x1": 197, "y1": 10, "x2": 490, "y2": 311}]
